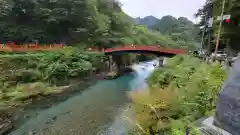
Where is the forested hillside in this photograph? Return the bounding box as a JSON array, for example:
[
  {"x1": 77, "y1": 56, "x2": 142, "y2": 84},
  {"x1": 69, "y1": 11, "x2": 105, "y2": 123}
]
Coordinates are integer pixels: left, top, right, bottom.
[
  {"x1": 0, "y1": 0, "x2": 191, "y2": 49},
  {"x1": 135, "y1": 16, "x2": 159, "y2": 27},
  {"x1": 135, "y1": 15, "x2": 201, "y2": 49}
]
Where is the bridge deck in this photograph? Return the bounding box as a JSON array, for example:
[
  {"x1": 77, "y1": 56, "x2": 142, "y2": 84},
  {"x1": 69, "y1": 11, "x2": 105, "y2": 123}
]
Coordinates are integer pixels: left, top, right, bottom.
[{"x1": 103, "y1": 46, "x2": 187, "y2": 55}]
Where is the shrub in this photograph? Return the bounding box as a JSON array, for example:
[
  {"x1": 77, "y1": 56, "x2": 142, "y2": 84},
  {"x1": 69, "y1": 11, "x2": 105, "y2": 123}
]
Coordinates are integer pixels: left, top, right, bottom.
[
  {"x1": 16, "y1": 69, "x2": 41, "y2": 83},
  {"x1": 130, "y1": 55, "x2": 227, "y2": 135},
  {"x1": 0, "y1": 82, "x2": 55, "y2": 102},
  {"x1": 0, "y1": 47, "x2": 106, "y2": 83},
  {"x1": 0, "y1": 47, "x2": 106, "y2": 105}
]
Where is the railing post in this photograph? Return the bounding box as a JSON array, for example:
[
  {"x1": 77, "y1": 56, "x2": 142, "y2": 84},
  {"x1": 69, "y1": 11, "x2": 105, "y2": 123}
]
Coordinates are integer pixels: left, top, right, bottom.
[
  {"x1": 108, "y1": 56, "x2": 113, "y2": 72},
  {"x1": 35, "y1": 41, "x2": 39, "y2": 48}
]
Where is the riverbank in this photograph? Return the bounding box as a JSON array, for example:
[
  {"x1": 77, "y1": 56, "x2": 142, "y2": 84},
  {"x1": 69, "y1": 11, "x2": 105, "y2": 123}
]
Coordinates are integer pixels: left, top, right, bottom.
[
  {"x1": 0, "y1": 47, "x2": 108, "y2": 134},
  {"x1": 0, "y1": 71, "x2": 108, "y2": 134},
  {"x1": 8, "y1": 73, "x2": 137, "y2": 135},
  {"x1": 129, "y1": 55, "x2": 227, "y2": 135},
  {"x1": 6, "y1": 60, "x2": 158, "y2": 135}
]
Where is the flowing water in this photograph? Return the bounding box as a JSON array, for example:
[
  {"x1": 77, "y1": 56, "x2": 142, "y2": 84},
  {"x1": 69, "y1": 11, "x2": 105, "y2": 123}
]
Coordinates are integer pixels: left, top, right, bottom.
[{"x1": 8, "y1": 60, "x2": 158, "y2": 135}]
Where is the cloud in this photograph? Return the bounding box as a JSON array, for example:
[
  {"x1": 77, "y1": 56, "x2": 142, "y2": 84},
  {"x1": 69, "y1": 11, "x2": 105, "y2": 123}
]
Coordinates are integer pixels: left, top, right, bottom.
[{"x1": 119, "y1": 0, "x2": 206, "y2": 22}]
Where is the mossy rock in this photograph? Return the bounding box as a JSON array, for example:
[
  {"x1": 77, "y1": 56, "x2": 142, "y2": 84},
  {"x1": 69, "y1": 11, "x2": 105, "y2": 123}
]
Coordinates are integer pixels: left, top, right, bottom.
[{"x1": 105, "y1": 72, "x2": 120, "y2": 80}]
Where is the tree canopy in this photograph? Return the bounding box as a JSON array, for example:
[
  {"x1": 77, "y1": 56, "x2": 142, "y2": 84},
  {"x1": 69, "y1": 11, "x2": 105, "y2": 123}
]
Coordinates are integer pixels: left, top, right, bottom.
[
  {"x1": 196, "y1": 0, "x2": 240, "y2": 53},
  {"x1": 0, "y1": 0, "x2": 181, "y2": 49},
  {"x1": 0, "y1": 0, "x2": 198, "y2": 50},
  {"x1": 135, "y1": 15, "x2": 201, "y2": 50}
]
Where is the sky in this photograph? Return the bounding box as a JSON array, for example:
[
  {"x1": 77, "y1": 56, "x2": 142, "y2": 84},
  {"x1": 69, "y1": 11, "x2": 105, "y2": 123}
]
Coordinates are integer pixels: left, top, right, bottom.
[{"x1": 119, "y1": 0, "x2": 206, "y2": 23}]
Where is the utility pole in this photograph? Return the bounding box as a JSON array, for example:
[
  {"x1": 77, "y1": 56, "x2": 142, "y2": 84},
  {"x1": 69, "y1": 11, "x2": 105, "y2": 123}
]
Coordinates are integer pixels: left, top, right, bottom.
[
  {"x1": 214, "y1": 0, "x2": 226, "y2": 59},
  {"x1": 200, "y1": 0, "x2": 209, "y2": 50},
  {"x1": 208, "y1": 29, "x2": 212, "y2": 52},
  {"x1": 200, "y1": 17, "x2": 207, "y2": 50}
]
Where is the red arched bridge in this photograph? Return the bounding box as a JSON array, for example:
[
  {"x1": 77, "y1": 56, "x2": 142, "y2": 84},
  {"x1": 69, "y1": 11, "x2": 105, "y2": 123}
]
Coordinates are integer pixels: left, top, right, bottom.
[{"x1": 90, "y1": 45, "x2": 187, "y2": 57}]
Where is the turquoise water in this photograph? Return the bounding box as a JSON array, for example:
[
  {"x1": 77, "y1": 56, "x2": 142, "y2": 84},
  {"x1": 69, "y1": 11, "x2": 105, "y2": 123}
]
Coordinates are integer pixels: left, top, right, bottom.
[{"x1": 8, "y1": 60, "x2": 158, "y2": 135}]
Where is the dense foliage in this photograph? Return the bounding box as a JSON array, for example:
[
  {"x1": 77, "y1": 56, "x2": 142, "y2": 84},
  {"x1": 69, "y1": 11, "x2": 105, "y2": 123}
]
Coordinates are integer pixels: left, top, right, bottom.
[
  {"x1": 135, "y1": 16, "x2": 160, "y2": 27},
  {"x1": 131, "y1": 25, "x2": 180, "y2": 48},
  {"x1": 0, "y1": 0, "x2": 183, "y2": 49},
  {"x1": 196, "y1": 0, "x2": 240, "y2": 52},
  {"x1": 129, "y1": 55, "x2": 227, "y2": 135},
  {"x1": 0, "y1": 47, "x2": 106, "y2": 105},
  {"x1": 135, "y1": 15, "x2": 201, "y2": 50}
]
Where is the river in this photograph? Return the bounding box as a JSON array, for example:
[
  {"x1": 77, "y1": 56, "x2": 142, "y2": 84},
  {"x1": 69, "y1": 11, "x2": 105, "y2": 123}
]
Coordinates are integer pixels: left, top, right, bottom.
[{"x1": 8, "y1": 60, "x2": 159, "y2": 135}]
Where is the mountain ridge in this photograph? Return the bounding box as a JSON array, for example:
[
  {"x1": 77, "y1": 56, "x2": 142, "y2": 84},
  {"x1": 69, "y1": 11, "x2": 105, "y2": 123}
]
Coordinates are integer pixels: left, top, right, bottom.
[
  {"x1": 133, "y1": 15, "x2": 200, "y2": 44},
  {"x1": 134, "y1": 15, "x2": 195, "y2": 27}
]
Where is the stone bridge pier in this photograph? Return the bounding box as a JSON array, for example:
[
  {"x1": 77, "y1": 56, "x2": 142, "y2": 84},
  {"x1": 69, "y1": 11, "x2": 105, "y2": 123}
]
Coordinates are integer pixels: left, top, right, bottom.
[
  {"x1": 107, "y1": 54, "x2": 134, "y2": 75},
  {"x1": 158, "y1": 57, "x2": 168, "y2": 67},
  {"x1": 107, "y1": 55, "x2": 170, "y2": 74}
]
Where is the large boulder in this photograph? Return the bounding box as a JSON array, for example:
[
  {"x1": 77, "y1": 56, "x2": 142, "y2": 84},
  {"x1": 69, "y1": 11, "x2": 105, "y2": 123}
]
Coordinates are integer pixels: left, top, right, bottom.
[{"x1": 214, "y1": 57, "x2": 240, "y2": 135}]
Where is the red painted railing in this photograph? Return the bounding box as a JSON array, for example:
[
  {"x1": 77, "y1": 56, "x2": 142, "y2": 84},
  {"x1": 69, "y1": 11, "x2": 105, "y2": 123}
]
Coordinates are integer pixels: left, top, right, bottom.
[
  {"x1": 0, "y1": 42, "x2": 64, "y2": 52},
  {"x1": 89, "y1": 45, "x2": 187, "y2": 55}
]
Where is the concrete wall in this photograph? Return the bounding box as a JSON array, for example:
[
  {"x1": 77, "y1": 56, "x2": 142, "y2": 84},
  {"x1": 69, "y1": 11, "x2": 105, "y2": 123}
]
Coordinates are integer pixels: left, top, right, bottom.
[
  {"x1": 158, "y1": 57, "x2": 168, "y2": 66},
  {"x1": 163, "y1": 57, "x2": 168, "y2": 65}
]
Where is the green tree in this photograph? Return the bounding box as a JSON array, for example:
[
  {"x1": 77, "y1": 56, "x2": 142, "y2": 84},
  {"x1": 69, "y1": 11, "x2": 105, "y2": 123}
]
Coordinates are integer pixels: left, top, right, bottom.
[
  {"x1": 0, "y1": 0, "x2": 187, "y2": 49},
  {"x1": 196, "y1": 0, "x2": 240, "y2": 52}
]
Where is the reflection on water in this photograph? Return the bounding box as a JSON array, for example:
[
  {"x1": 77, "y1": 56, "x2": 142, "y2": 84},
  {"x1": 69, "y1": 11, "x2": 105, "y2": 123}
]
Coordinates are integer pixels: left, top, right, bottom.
[{"x1": 8, "y1": 60, "x2": 158, "y2": 135}]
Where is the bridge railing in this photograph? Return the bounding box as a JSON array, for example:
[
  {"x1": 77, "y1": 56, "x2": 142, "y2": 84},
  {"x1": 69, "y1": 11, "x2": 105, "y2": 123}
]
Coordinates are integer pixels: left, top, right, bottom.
[
  {"x1": 87, "y1": 45, "x2": 187, "y2": 55},
  {"x1": 0, "y1": 42, "x2": 64, "y2": 52}
]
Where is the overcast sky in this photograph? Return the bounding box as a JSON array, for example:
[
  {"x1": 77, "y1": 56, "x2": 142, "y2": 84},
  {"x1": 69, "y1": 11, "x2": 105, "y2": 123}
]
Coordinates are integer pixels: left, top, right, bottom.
[{"x1": 119, "y1": 0, "x2": 206, "y2": 23}]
